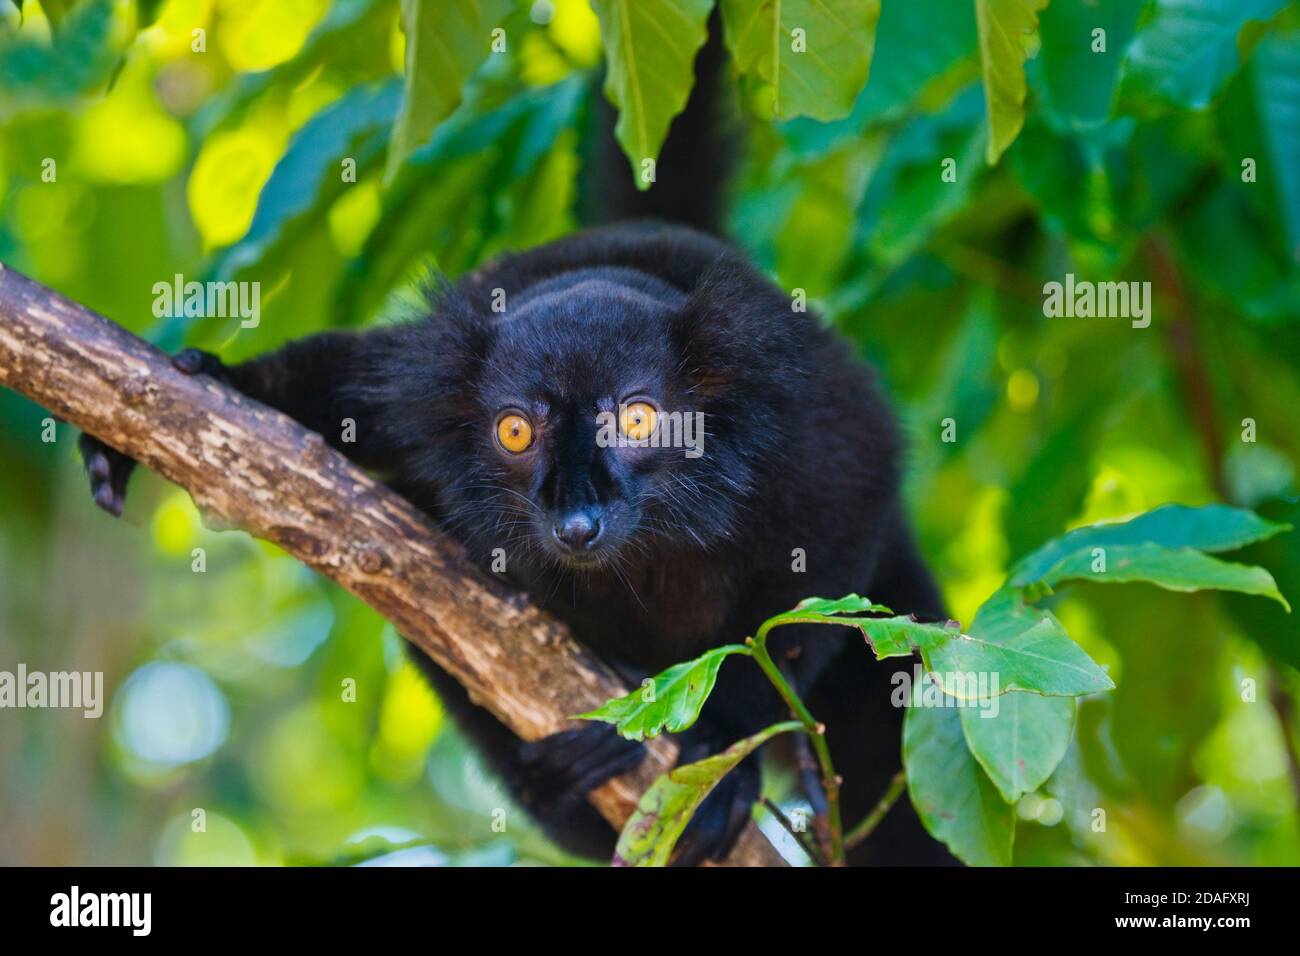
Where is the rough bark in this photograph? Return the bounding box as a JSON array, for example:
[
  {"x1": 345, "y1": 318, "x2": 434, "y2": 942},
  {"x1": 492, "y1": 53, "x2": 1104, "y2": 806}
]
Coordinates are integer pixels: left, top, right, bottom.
[{"x1": 0, "y1": 263, "x2": 784, "y2": 867}]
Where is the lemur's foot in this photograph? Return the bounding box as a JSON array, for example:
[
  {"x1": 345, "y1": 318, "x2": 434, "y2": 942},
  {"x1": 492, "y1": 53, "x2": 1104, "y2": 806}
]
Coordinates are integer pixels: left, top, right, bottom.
[
  {"x1": 79, "y1": 434, "x2": 136, "y2": 517},
  {"x1": 516, "y1": 724, "x2": 646, "y2": 813}
]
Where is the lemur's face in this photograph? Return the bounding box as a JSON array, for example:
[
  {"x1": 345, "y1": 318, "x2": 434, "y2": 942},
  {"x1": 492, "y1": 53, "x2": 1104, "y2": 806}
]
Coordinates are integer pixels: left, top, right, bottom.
[
  {"x1": 468, "y1": 280, "x2": 709, "y2": 571},
  {"x1": 405, "y1": 268, "x2": 785, "y2": 577}
]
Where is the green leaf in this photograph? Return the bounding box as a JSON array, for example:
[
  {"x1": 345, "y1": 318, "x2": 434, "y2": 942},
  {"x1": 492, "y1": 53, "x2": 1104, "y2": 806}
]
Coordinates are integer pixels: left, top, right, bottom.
[
  {"x1": 961, "y1": 588, "x2": 1113, "y2": 697},
  {"x1": 1025, "y1": 541, "x2": 1292, "y2": 609},
  {"x1": 1229, "y1": 32, "x2": 1300, "y2": 264},
  {"x1": 975, "y1": 0, "x2": 1049, "y2": 163},
  {"x1": 136, "y1": 0, "x2": 165, "y2": 27},
  {"x1": 852, "y1": 615, "x2": 960, "y2": 660},
  {"x1": 927, "y1": 608, "x2": 1114, "y2": 698},
  {"x1": 1174, "y1": 181, "x2": 1300, "y2": 323},
  {"x1": 614, "y1": 721, "x2": 800, "y2": 866},
  {"x1": 757, "y1": 595, "x2": 977, "y2": 663},
  {"x1": 764, "y1": 591, "x2": 1109, "y2": 699},
  {"x1": 213, "y1": 80, "x2": 401, "y2": 284},
  {"x1": 860, "y1": 591, "x2": 1114, "y2": 698},
  {"x1": 385, "y1": 0, "x2": 514, "y2": 180},
  {"x1": 590, "y1": 0, "x2": 713, "y2": 185},
  {"x1": 780, "y1": 594, "x2": 894, "y2": 618},
  {"x1": 1011, "y1": 503, "x2": 1291, "y2": 587},
  {"x1": 780, "y1": 0, "x2": 978, "y2": 157},
  {"x1": 904, "y1": 704, "x2": 1014, "y2": 866},
  {"x1": 1029, "y1": 0, "x2": 1143, "y2": 130},
  {"x1": 1221, "y1": 499, "x2": 1300, "y2": 669},
  {"x1": 854, "y1": 84, "x2": 987, "y2": 267},
  {"x1": 335, "y1": 77, "x2": 585, "y2": 325},
  {"x1": 573, "y1": 644, "x2": 751, "y2": 741},
  {"x1": 193, "y1": 0, "x2": 390, "y2": 142},
  {"x1": 1009, "y1": 113, "x2": 1202, "y2": 247},
  {"x1": 39, "y1": 0, "x2": 72, "y2": 29},
  {"x1": 1119, "y1": 0, "x2": 1289, "y2": 110},
  {"x1": 719, "y1": 0, "x2": 881, "y2": 121},
  {"x1": 0, "y1": 0, "x2": 121, "y2": 115},
  {"x1": 960, "y1": 691, "x2": 1075, "y2": 803}
]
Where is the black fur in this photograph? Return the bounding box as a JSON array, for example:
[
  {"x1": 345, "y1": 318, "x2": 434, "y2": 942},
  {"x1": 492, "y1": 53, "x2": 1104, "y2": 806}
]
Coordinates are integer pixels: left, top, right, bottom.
[{"x1": 78, "y1": 23, "x2": 952, "y2": 865}]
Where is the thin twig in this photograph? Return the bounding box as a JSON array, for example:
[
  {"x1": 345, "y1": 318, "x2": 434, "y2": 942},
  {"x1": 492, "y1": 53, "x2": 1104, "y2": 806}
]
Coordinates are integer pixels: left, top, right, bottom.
[
  {"x1": 792, "y1": 731, "x2": 833, "y2": 860},
  {"x1": 845, "y1": 770, "x2": 907, "y2": 851},
  {"x1": 748, "y1": 624, "x2": 845, "y2": 864}
]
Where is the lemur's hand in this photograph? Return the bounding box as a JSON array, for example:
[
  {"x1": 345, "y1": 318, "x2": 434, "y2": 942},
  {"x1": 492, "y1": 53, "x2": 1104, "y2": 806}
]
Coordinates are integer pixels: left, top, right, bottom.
[{"x1": 80, "y1": 348, "x2": 227, "y2": 516}]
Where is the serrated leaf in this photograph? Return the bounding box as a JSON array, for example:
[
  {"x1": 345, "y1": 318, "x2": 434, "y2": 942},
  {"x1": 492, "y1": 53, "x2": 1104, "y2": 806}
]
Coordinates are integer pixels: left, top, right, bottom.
[
  {"x1": 975, "y1": 0, "x2": 1049, "y2": 163},
  {"x1": 385, "y1": 0, "x2": 514, "y2": 180},
  {"x1": 719, "y1": 0, "x2": 881, "y2": 121},
  {"x1": 614, "y1": 721, "x2": 799, "y2": 866},
  {"x1": 1011, "y1": 503, "x2": 1291, "y2": 587},
  {"x1": 960, "y1": 691, "x2": 1075, "y2": 804},
  {"x1": 590, "y1": 0, "x2": 713, "y2": 186},
  {"x1": 853, "y1": 615, "x2": 961, "y2": 660},
  {"x1": 1119, "y1": 0, "x2": 1289, "y2": 110},
  {"x1": 755, "y1": 593, "x2": 895, "y2": 643},
  {"x1": 574, "y1": 644, "x2": 750, "y2": 741},
  {"x1": 904, "y1": 704, "x2": 1014, "y2": 866}
]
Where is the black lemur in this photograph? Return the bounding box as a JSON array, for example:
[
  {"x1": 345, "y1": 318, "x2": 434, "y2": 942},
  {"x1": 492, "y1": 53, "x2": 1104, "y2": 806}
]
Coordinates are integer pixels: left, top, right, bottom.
[{"x1": 79, "y1": 24, "x2": 952, "y2": 866}]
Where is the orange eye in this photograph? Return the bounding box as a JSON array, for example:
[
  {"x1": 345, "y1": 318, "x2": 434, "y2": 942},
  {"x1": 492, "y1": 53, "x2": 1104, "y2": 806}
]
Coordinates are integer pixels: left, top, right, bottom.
[
  {"x1": 619, "y1": 401, "x2": 658, "y2": 442},
  {"x1": 496, "y1": 413, "x2": 534, "y2": 453}
]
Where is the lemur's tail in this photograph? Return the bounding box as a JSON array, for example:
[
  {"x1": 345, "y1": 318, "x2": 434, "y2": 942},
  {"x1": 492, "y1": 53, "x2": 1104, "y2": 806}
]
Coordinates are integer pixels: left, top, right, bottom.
[{"x1": 580, "y1": 10, "x2": 738, "y2": 237}]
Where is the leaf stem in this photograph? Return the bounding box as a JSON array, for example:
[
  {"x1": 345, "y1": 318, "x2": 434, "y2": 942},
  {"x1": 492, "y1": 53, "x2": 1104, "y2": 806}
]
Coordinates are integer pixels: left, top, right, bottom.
[
  {"x1": 749, "y1": 621, "x2": 846, "y2": 865},
  {"x1": 844, "y1": 769, "x2": 907, "y2": 851}
]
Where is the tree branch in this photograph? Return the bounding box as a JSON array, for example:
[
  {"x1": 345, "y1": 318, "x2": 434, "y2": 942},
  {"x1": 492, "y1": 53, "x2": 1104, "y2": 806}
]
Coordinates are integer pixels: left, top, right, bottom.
[{"x1": 0, "y1": 262, "x2": 784, "y2": 867}]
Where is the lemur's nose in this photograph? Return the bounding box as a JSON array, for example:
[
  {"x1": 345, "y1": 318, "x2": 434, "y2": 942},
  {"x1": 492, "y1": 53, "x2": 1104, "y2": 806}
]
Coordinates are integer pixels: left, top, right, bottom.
[{"x1": 553, "y1": 512, "x2": 602, "y2": 551}]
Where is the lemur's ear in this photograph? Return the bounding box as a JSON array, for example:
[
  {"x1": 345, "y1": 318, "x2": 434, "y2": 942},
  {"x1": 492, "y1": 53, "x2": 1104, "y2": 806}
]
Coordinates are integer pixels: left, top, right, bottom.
[
  {"x1": 670, "y1": 261, "x2": 799, "y2": 398},
  {"x1": 422, "y1": 275, "x2": 491, "y2": 342},
  {"x1": 411, "y1": 278, "x2": 492, "y2": 399},
  {"x1": 353, "y1": 278, "x2": 492, "y2": 446}
]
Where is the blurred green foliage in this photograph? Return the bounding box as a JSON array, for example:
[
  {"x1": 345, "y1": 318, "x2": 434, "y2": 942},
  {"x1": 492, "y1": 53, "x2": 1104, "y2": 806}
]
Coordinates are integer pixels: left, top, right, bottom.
[{"x1": 0, "y1": 0, "x2": 1298, "y2": 866}]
